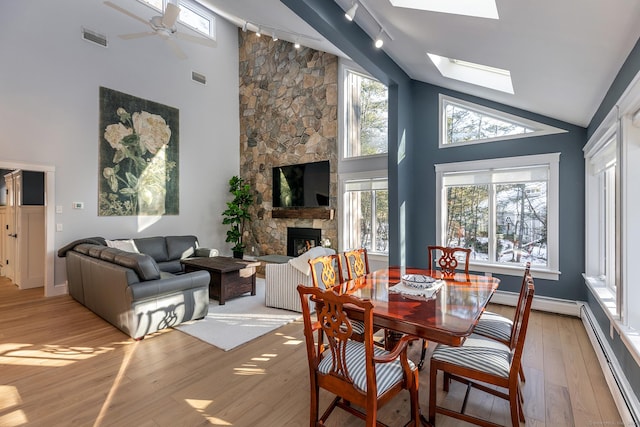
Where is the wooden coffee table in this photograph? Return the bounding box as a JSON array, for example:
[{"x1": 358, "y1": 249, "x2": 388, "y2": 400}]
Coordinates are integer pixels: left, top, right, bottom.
[{"x1": 181, "y1": 256, "x2": 260, "y2": 305}]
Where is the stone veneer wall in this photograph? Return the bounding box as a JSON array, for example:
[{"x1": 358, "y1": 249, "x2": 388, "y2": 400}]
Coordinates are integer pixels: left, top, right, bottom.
[{"x1": 238, "y1": 31, "x2": 339, "y2": 257}]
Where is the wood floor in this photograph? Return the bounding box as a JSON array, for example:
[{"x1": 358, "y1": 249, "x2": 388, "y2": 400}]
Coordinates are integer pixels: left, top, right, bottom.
[{"x1": 0, "y1": 277, "x2": 622, "y2": 426}]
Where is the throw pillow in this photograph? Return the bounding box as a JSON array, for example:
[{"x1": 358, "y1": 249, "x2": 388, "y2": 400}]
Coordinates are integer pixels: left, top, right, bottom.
[{"x1": 105, "y1": 239, "x2": 140, "y2": 253}]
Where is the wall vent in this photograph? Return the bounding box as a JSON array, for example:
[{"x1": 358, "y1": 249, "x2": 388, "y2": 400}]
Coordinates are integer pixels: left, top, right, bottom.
[
  {"x1": 191, "y1": 71, "x2": 207, "y2": 85},
  {"x1": 82, "y1": 27, "x2": 108, "y2": 48}
]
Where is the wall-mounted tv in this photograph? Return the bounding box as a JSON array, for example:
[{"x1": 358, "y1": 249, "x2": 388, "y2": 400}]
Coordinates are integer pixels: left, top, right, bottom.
[{"x1": 273, "y1": 160, "x2": 330, "y2": 208}]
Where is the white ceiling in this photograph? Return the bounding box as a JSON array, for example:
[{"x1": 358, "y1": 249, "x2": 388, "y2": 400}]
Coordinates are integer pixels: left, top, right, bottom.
[{"x1": 201, "y1": 0, "x2": 640, "y2": 127}]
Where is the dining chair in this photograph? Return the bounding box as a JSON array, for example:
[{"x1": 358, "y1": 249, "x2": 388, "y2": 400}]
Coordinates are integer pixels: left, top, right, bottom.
[
  {"x1": 427, "y1": 245, "x2": 471, "y2": 277},
  {"x1": 297, "y1": 284, "x2": 421, "y2": 427},
  {"x1": 417, "y1": 245, "x2": 472, "y2": 370},
  {"x1": 343, "y1": 248, "x2": 370, "y2": 281},
  {"x1": 428, "y1": 275, "x2": 535, "y2": 427},
  {"x1": 473, "y1": 262, "x2": 531, "y2": 382},
  {"x1": 308, "y1": 253, "x2": 344, "y2": 290}
]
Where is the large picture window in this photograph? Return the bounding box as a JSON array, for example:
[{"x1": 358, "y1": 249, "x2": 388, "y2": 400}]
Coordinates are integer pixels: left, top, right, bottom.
[
  {"x1": 343, "y1": 69, "x2": 388, "y2": 158},
  {"x1": 435, "y1": 154, "x2": 559, "y2": 279}
]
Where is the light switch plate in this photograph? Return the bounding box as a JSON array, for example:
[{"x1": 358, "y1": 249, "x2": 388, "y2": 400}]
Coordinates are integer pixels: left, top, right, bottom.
[{"x1": 72, "y1": 202, "x2": 84, "y2": 209}]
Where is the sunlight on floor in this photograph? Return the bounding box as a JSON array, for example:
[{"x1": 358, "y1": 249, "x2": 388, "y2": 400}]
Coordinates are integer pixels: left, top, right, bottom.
[
  {"x1": 276, "y1": 332, "x2": 303, "y2": 346},
  {"x1": 0, "y1": 343, "x2": 116, "y2": 367},
  {"x1": 185, "y1": 399, "x2": 233, "y2": 425},
  {"x1": 0, "y1": 386, "x2": 27, "y2": 426}
]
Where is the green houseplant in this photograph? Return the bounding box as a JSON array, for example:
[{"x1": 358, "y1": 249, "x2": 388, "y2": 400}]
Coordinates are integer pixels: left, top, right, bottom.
[{"x1": 222, "y1": 175, "x2": 254, "y2": 258}]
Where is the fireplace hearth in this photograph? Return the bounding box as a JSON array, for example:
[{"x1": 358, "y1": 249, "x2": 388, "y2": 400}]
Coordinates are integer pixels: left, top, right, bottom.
[{"x1": 287, "y1": 227, "x2": 322, "y2": 257}]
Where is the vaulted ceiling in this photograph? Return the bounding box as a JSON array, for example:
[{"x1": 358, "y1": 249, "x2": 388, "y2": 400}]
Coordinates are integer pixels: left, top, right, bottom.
[{"x1": 202, "y1": 0, "x2": 640, "y2": 127}]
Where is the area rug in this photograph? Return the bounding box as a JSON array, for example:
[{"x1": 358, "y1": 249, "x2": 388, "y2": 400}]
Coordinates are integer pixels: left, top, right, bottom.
[{"x1": 174, "y1": 278, "x2": 301, "y2": 351}]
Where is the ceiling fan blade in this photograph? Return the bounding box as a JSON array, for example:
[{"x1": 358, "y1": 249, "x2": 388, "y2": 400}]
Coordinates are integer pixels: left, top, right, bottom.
[
  {"x1": 104, "y1": 1, "x2": 150, "y2": 26},
  {"x1": 176, "y1": 32, "x2": 216, "y2": 48},
  {"x1": 165, "y1": 38, "x2": 187, "y2": 60},
  {"x1": 118, "y1": 31, "x2": 156, "y2": 40},
  {"x1": 162, "y1": 3, "x2": 180, "y2": 28}
]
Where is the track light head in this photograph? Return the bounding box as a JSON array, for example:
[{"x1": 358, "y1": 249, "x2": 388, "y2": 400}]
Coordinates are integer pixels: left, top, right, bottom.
[
  {"x1": 345, "y1": 2, "x2": 358, "y2": 21},
  {"x1": 374, "y1": 29, "x2": 384, "y2": 48},
  {"x1": 256, "y1": 26, "x2": 261, "y2": 37},
  {"x1": 294, "y1": 39, "x2": 301, "y2": 49},
  {"x1": 242, "y1": 21, "x2": 248, "y2": 32},
  {"x1": 272, "y1": 31, "x2": 278, "y2": 41}
]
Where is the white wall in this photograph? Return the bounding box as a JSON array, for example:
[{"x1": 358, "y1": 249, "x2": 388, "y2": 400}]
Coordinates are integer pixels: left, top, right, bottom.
[{"x1": 0, "y1": 0, "x2": 240, "y2": 287}]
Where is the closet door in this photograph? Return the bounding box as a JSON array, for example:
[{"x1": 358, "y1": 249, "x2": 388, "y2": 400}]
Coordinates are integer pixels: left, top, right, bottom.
[{"x1": 4, "y1": 173, "x2": 17, "y2": 282}]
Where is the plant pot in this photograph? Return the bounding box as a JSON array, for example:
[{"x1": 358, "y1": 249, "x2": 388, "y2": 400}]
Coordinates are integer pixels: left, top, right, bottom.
[{"x1": 233, "y1": 250, "x2": 244, "y2": 259}]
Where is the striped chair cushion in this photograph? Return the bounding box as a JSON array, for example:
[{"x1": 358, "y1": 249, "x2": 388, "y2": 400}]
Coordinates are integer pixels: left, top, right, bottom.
[
  {"x1": 431, "y1": 334, "x2": 512, "y2": 378},
  {"x1": 318, "y1": 340, "x2": 416, "y2": 396},
  {"x1": 474, "y1": 310, "x2": 513, "y2": 343},
  {"x1": 349, "y1": 320, "x2": 365, "y2": 336}
]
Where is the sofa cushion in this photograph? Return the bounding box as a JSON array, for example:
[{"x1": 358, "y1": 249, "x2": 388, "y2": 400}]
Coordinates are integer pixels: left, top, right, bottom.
[
  {"x1": 166, "y1": 235, "x2": 198, "y2": 260},
  {"x1": 99, "y1": 247, "x2": 123, "y2": 263},
  {"x1": 133, "y1": 237, "x2": 169, "y2": 262}
]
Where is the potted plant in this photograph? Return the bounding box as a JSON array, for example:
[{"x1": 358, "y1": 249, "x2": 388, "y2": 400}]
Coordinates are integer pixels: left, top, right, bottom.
[{"x1": 222, "y1": 175, "x2": 254, "y2": 259}]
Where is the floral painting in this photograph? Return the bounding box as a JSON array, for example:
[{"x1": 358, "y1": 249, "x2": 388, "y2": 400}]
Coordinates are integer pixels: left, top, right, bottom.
[{"x1": 99, "y1": 87, "x2": 179, "y2": 216}]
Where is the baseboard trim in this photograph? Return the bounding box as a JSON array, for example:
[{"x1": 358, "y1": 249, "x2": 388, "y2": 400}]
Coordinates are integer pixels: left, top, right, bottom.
[
  {"x1": 490, "y1": 290, "x2": 582, "y2": 317},
  {"x1": 580, "y1": 304, "x2": 639, "y2": 426}
]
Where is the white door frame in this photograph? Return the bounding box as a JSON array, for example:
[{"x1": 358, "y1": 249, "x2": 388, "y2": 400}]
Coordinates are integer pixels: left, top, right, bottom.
[{"x1": 0, "y1": 160, "x2": 57, "y2": 296}]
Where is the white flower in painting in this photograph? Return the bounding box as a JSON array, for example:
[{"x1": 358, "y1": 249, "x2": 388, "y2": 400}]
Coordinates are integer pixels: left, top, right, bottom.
[
  {"x1": 133, "y1": 111, "x2": 171, "y2": 155},
  {"x1": 104, "y1": 123, "x2": 132, "y2": 150}
]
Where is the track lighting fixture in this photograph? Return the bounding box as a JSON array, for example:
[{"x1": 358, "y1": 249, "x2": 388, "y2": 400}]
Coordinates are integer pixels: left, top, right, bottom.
[
  {"x1": 256, "y1": 26, "x2": 261, "y2": 37},
  {"x1": 294, "y1": 39, "x2": 301, "y2": 49},
  {"x1": 374, "y1": 29, "x2": 384, "y2": 48},
  {"x1": 242, "y1": 21, "x2": 247, "y2": 32},
  {"x1": 345, "y1": 2, "x2": 358, "y2": 21},
  {"x1": 272, "y1": 31, "x2": 278, "y2": 41}
]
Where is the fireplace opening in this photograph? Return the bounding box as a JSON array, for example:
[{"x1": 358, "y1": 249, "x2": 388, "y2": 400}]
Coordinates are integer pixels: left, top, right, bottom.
[{"x1": 287, "y1": 227, "x2": 321, "y2": 257}]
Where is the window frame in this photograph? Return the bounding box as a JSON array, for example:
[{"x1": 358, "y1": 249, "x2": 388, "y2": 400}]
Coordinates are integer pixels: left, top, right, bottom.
[
  {"x1": 435, "y1": 153, "x2": 560, "y2": 280},
  {"x1": 438, "y1": 94, "x2": 566, "y2": 149},
  {"x1": 339, "y1": 170, "x2": 389, "y2": 259}
]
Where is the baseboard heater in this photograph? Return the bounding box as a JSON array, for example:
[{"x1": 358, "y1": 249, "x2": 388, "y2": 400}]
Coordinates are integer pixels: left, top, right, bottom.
[{"x1": 580, "y1": 303, "x2": 639, "y2": 426}]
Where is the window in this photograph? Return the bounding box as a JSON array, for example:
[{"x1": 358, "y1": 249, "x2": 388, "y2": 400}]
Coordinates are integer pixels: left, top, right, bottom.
[
  {"x1": 137, "y1": 0, "x2": 216, "y2": 40},
  {"x1": 341, "y1": 175, "x2": 389, "y2": 255},
  {"x1": 343, "y1": 68, "x2": 388, "y2": 158},
  {"x1": 439, "y1": 95, "x2": 565, "y2": 148},
  {"x1": 435, "y1": 153, "x2": 560, "y2": 279}
]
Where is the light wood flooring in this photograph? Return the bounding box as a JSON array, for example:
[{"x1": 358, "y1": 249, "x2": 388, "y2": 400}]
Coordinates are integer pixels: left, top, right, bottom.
[{"x1": 0, "y1": 277, "x2": 623, "y2": 426}]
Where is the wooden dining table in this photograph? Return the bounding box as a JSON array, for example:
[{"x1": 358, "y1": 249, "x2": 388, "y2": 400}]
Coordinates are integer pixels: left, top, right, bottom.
[{"x1": 340, "y1": 266, "x2": 501, "y2": 347}]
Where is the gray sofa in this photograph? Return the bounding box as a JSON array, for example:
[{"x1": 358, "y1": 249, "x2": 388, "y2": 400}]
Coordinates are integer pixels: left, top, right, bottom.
[{"x1": 58, "y1": 235, "x2": 216, "y2": 339}]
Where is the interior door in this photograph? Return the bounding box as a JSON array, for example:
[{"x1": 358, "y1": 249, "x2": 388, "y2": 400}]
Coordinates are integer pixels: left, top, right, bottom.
[{"x1": 4, "y1": 172, "x2": 17, "y2": 282}]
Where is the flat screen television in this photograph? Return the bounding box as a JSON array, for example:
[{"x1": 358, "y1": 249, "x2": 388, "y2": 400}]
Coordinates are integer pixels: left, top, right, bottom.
[{"x1": 273, "y1": 160, "x2": 330, "y2": 208}]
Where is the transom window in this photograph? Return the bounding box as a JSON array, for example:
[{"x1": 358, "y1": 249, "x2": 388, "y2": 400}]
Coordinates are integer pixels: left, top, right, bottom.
[
  {"x1": 343, "y1": 69, "x2": 388, "y2": 158},
  {"x1": 435, "y1": 154, "x2": 560, "y2": 279},
  {"x1": 137, "y1": 0, "x2": 216, "y2": 40},
  {"x1": 439, "y1": 94, "x2": 565, "y2": 148}
]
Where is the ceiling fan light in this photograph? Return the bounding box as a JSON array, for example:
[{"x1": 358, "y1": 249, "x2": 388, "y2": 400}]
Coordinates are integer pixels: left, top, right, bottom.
[{"x1": 345, "y1": 3, "x2": 358, "y2": 21}]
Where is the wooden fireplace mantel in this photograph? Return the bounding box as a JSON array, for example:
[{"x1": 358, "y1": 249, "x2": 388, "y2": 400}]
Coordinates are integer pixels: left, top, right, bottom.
[{"x1": 271, "y1": 207, "x2": 334, "y2": 220}]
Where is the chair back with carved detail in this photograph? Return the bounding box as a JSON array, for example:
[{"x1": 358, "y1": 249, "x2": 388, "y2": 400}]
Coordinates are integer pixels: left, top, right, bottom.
[
  {"x1": 344, "y1": 248, "x2": 370, "y2": 281},
  {"x1": 308, "y1": 254, "x2": 344, "y2": 290},
  {"x1": 297, "y1": 285, "x2": 421, "y2": 426},
  {"x1": 428, "y1": 245, "x2": 471, "y2": 277}
]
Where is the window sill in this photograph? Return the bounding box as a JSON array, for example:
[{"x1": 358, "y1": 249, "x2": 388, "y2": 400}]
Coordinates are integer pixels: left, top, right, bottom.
[
  {"x1": 583, "y1": 274, "x2": 640, "y2": 367},
  {"x1": 469, "y1": 261, "x2": 560, "y2": 280}
]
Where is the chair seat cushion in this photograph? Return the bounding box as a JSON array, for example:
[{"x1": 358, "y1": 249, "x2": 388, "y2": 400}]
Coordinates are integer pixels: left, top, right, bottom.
[
  {"x1": 318, "y1": 340, "x2": 415, "y2": 396},
  {"x1": 474, "y1": 310, "x2": 513, "y2": 343},
  {"x1": 431, "y1": 334, "x2": 512, "y2": 378}
]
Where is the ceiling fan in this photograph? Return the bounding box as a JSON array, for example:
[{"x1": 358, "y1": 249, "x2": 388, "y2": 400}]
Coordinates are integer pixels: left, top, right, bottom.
[{"x1": 104, "y1": 1, "x2": 216, "y2": 59}]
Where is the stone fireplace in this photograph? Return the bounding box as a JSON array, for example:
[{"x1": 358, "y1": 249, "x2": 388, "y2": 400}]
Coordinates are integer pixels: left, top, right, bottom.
[
  {"x1": 238, "y1": 30, "x2": 338, "y2": 258},
  {"x1": 287, "y1": 227, "x2": 322, "y2": 257}
]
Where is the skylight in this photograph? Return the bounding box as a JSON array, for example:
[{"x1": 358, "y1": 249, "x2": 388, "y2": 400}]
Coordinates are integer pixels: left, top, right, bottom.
[
  {"x1": 427, "y1": 53, "x2": 514, "y2": 94},
  {"x1": 389, "y1": 0, "x2": 499, "y2": 20}
]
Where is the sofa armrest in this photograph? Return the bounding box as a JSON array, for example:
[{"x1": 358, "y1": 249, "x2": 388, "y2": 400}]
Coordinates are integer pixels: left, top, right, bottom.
[
  {"x1": 265, "y1": 262, "x2": 313, "y2": 312},
  {"x1": 195, "y1": 247, "x2": 219, "y2": 257},
  {"x1": 129, "y1": 270, "x2": 210, "y2": 301}
]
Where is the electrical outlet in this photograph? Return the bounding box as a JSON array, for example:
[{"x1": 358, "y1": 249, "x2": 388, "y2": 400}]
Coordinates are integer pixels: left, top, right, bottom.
[{"x1": 56, "y1": 224, "x2": 63, "y2": 232}]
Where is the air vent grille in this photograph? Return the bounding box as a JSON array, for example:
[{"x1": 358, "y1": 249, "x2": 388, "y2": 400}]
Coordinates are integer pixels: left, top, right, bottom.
[
  {"x1": 191, "y1": 71, "x2": 207, "y2": 85},
  {"x1": 82, "y1": 27, "x2": 108, "y2": 47}
]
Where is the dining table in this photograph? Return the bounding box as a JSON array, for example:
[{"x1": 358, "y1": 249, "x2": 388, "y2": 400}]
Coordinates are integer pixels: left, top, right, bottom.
[{"x1": 339, "y1": 266, "x2": 501, "y2": 347}]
